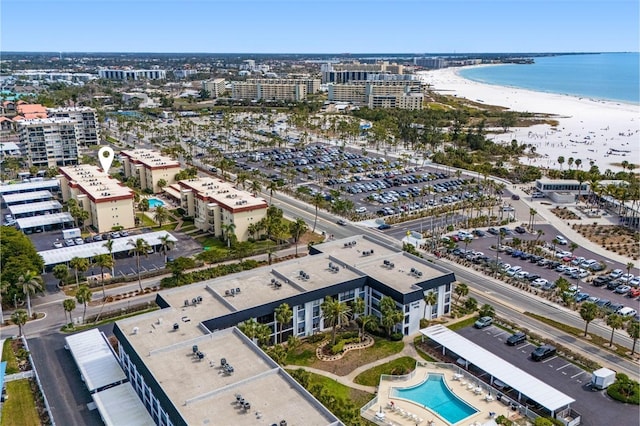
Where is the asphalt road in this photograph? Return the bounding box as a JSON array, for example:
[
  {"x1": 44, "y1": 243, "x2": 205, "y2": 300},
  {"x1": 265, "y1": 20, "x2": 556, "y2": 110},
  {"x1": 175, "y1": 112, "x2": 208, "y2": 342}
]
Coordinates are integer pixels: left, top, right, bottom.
[{"x1": 456, "y1": 325, "x2": 638, "y2": 426}]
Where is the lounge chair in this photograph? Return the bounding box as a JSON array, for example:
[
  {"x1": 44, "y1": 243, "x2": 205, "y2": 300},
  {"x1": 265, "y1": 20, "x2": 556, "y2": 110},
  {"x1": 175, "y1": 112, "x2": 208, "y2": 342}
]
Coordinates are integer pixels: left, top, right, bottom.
[{"x1": 485, "y1": 394, "x2": 495, "y2": 402}]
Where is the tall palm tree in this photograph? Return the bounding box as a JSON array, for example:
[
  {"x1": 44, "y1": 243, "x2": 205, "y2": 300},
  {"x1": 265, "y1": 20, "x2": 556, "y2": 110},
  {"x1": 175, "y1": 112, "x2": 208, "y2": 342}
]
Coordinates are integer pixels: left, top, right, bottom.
[
  {"x1": 606, "y1": 313, "x2": 624, "y2": 347},
  {"x1": 153, "y1": 206, "x2": 171, "y2": 228},
  {"x1": 69, "y1": 256, "x2": 89, "y2": 286},
  {"x1": 75, "y1": 285, "x2": 92, "y2": 323},
  {"x1": 11, "y1": 309, "x2": 28, "y2": 336},
  {"x1": 128, "y1": 238, "x2": 151, "y2": 291},
  {"x1": 274, "y1": 303, "x2": 293, "y2": 344},
  {"x1": 221, "y1": 223, "x2": 236, "y2": 248},
  {"x1": 289, "y1": 218, "x2": 308, "y2": 257},
  {"x1": 103, "y1": 239, "x2": 116, "y2": 274},
  {"x1": 93, "y1": 254, "x2": 114, "y2": 300},
  {"x1": 312, "y1": 193, "x2": 324, "y2": 233},
  {"x1": 528, "y1": 208, "x2": 537, "y2": 230},
  {"x1": 579, "y1": 302, "x2": 599, "y2": 336},
  {"x1": 19, "y1": 271, "x2": 42, "y2": 317},
  {"x1": 158, "y1": 234, "x2": 175, "y2": 263},
  {"x1": 63, "y1": 298, "x2": 76, "y2": 325},
  {"x1": 321, "y1": 297, "x2": 351, "y2": 345},
  {"x1": 249, "y1": 180, "x2": 262, "y2": 197},
  {"x1": 454, "y1": 283, "x2": 469, "y2": 304},
  {"x1": 423, "y1": 291, "x2": 437, "y2": 320},
  {"x1": 628, "y1": 320, "x2": 640, "y2": 355},
  {"x1": 266, "y1": 181, "x2": 279, "y2": 204}
]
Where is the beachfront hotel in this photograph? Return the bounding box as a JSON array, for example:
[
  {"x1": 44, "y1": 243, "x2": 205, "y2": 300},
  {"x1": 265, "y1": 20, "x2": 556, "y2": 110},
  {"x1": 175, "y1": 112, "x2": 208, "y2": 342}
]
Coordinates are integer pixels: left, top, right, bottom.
[
  {"x1": 163, "y1": 176, "x2": 268, "y2": 242},
  {"x1": 231, "y1": 80, "x2": 314, "y2": 102},
  {"x1": 18, "y1": 118, "x2": 80, "y2": 168},
  {"x1": 328, "y1": 81, "x2": 425, "y2": 110},
  {"x1": 112, "y1": 235, "x2": 455, "y2": 425},
  {"x1": 121, "y1": 149, "x2": 181, "y2": 194},
  {"x1": 58, "y1": 164, "x2": 136, "y2": 232}
]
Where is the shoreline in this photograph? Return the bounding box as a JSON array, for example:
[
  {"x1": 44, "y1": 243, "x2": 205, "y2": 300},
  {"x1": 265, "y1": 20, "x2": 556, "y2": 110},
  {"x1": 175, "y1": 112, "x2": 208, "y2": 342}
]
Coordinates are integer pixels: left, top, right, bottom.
[{"x1": 417, "y1": 67, "x2": 640, "y2": 173}]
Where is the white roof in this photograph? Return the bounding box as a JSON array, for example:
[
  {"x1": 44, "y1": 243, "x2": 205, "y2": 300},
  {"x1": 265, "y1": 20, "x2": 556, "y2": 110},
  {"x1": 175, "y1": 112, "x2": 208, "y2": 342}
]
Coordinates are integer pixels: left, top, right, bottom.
[
  {"x1": 8, "y1": 200, "x2": 62, "y2": 215},
  {"x1": 2, "y1": 190, "x2": 53, "y2": 204},
  {"x1": 92, "y1": 384, "x2": 155, "y2": 426},
  {"x1": 0, "y1": 179, "x2": 59, "y2": 194},
  {"x1": 421, "y1": 325, "x2": 575, "y2": 412},
  {"x1": 0, "y1": 142, "x2": 20, "y2": 152},
  {"x1": 16, "y1": 212, "x2": 73, "y2": 229},
  {"x1": 64, "y1": 329, "x2": 127, "y2": 393},
  {"x1": 39, "y1": 231, "x2": 178, "y2": 265}
]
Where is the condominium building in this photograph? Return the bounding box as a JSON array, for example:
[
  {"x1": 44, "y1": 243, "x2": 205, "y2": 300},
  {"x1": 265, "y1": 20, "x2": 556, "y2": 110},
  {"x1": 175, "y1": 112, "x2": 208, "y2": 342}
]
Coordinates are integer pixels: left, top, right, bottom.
[
  {"x1": 321, "y1": 61, "x2": 405, "y2": 84},
  {"x1": 112, "y1": 235, "x2": 455, "y2": 426},
  {"x1": 328, "y1": 81, "x2": 424, "y2": 110},
  {"x1": 58, "y1": 164, "x2": 136, "y2": 232},
  {"x1": 47, "y1": 107, "x2": 100, "y2": 146},
  {"x1": 163, "y1": 176, "x2": 267, "y2": 241},
  {"x1": 98, "y1": 69, "x2": 167, "y2": 80},
  {"x1": 413, "y1": 57, "x2": 446, "y2": 69},
  {"x1": 247, "y1": 78, "x2": 320, "y2": 95},
  {"x1": 120, "y1": 149, "x2": 181, "y2": 193},
  {"x1": 231, "y1": 81, "x2": 307, "y2": 102},
  {"x1": 201, "y1": 78, "x2": 226, "y2": 98},
  {"x1": 19, "y1": 118, "x2": 79, "y2": 168}
]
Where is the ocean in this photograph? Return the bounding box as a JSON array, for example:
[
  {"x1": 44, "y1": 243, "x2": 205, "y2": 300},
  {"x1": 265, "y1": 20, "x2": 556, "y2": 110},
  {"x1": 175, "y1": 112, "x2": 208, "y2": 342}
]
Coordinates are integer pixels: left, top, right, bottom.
[{"x1": 458, "y1": 52, "x2": 639, "y2": 104}]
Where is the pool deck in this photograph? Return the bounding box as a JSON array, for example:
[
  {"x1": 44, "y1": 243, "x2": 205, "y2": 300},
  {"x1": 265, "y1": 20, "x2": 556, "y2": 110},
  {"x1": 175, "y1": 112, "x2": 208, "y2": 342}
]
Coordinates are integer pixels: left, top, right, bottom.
[{"x1": 367, "y1": 364, "x2": 515, "y2": 426}]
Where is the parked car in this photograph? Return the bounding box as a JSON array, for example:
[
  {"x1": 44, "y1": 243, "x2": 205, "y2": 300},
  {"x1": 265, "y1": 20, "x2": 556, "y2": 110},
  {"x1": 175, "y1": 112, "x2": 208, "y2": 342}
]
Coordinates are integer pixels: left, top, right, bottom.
[
  {"x1": 65, "y1": 239, "x2": 75, "y2": 247},
  {"x1": 614, "y1": 285, "x2": 632, "y2": 295},
  {"x1": 53, "y1": 241, "x2": 63, "y2": 249},
  {"x1": 618, "y1": 307, "x2": 638, "y2": 317},
  {"x1": 574, "y1": 292, "x2": 590, "y2": 303},
  {"x1": 474, "y1": 316, "x2": 493, "y2": 329},
  {"x1": 609, "y1": 269, "x2": 623, "y2": 279},
  {"x1": 555, "y1": 235, "x2": 568, "y2": 245},
  {"x1": 511, "y1": 194, "x2": 520, "y2": 200},
  {"x1": 506, "y1": 331, "x2": 526, "y2": 346},
  {"x1": 378, "y1": 223, "x2": 391, "y2": 230},
  {"x1": 473, "y1": 229, "x2": 486, "y2": 237},
  {"x1": 514, "y1": 226, "x2": 527, "y2": 234},
  {"x1": 531, "y1": 278, "x2": 548, "y2": 288},
  {"x1": 627, "y1": 287, "x2": 640, "y2": 298},
  {"x1": 531, "y1": 345, "x2": 556, "y2": 361}
]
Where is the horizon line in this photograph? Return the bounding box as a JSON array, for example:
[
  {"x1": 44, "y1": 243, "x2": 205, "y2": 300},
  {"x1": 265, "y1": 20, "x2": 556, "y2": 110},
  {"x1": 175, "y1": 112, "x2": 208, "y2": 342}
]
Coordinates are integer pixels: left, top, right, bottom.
[{"x1": 1, "y1": 50, "x2": 638, "y2": 55}]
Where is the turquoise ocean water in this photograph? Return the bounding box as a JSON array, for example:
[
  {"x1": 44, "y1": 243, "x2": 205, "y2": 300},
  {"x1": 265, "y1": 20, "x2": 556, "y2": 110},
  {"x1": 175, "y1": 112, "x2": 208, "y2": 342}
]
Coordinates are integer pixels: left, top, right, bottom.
[{"x1": 458, "y1": 53, "x2": 639, "y2": 104}]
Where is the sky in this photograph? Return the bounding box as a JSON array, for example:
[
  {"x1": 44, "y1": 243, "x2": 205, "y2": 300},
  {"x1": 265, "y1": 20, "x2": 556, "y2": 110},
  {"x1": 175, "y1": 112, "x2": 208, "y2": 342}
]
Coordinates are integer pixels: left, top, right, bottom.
[{"x1": 1, "y1": 0, "x2": 638, "y2": 53}]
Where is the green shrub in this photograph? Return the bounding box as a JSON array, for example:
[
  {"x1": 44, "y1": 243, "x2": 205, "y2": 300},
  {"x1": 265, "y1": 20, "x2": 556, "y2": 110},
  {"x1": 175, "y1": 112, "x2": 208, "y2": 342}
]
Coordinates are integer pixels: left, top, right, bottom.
[
  {"x1": 339, "y1": 331, "x2": 359, "y2": 340},
  {"x1": 306, "y1": 333, "x2": 326, "y2": 343},
  {"x1": 607, "y1": 374, "x2": 640, "y2": 404},
  {"x1": 390, "y1": 332, "x2": 403, "y2": 341},
  {"x1": 331, "y1": 341, "x2": 345, "y2": 354}
]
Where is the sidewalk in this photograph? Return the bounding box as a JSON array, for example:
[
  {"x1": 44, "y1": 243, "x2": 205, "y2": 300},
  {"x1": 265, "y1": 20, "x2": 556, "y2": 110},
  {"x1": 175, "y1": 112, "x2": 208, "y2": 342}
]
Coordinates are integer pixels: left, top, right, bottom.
[{"x1": 287, "y1": 334, "x2": 419, "y2": 393}]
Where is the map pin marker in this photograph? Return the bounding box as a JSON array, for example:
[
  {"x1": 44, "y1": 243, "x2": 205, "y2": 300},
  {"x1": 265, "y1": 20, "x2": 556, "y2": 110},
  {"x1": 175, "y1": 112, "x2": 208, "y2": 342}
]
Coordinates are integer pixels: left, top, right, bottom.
[{"x1": 98, "y1": 147, "x2": 115, "y2": 174}]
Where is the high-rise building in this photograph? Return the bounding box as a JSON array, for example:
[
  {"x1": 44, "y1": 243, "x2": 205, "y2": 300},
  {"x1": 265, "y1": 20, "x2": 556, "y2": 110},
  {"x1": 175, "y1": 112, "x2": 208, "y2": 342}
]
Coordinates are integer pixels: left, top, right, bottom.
[
  {"x1": 321, "y1": 61, "x2": 405, "y2": 84},
  {"x1": 202, "y1": 78, "x2": 226, "y2": 98},
  {"x1": 120, "y1": 149, "x2": 181, "y2": 194},
  {"x1": 98, "y1": 69, "x2": 166, "y2": 80},
  {"x1": 58, "y1": 164, "x2": 136, "y2": 232},
  {"x1": 47, "y1": 107, "x2": 100, "y2": 146},
  {"x1": 231, "y1": 81, "x2": 308, "y2": 102},
  {"x1": 328, "y1": 81, "x2": 424, "y2": 110},
  {"x1": 19, "y1": 118, "x2": 79, "y2": 168},
  {"x1": 413, "y1": 57, "x2": 446, "y2": 69}
]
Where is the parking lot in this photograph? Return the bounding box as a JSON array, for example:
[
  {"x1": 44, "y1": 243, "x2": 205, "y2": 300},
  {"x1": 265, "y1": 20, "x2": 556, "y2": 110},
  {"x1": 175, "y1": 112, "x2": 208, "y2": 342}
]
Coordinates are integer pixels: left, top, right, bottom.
[
  {"x1": 455, "y1": 325, "x2": 637, "y2": 426},
  {"x1": 445, "y1": 224, "x2": 640, "y2": 313}
]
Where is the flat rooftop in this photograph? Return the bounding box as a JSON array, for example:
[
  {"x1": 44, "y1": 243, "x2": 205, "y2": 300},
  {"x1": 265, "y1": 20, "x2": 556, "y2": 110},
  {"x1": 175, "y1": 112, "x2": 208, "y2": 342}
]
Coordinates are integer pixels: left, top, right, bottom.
[
  {"x1": 121, "y1": 149, "x2": 180, "y2": 169},
  {"x1": 16, "y1": 212, "x2": 73, "y2": 229},
  {"x1": 177, "y1": 177, "x2": 267, "y2": 211},
  {"x1": 0, "y1": 179, "x2": 59, "y2": 195},
  {"x1": 59, "y1": 164, "x2": 133, "y2": 201},
  {"x1": 1, "y1": 190, "x2": 53, "y2": 205},
  {"x1": 8, "y1": 200, "x2": 62, "y2": 216}
]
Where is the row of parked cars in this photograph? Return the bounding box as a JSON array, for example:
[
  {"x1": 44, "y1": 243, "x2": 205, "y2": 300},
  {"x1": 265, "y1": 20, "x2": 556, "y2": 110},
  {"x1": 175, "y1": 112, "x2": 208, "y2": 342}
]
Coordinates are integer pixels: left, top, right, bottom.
[
  {"x1": 473, "y1": 317, "x2": 557, "y2": 361},
  {"x1": 51, "y1": 231, "x2": 130, "y2": 249}
]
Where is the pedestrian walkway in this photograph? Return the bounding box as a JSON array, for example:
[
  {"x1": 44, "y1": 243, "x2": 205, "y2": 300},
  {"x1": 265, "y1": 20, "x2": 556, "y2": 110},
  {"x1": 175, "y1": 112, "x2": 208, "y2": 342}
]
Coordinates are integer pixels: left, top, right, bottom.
[
  {"x1": 5, "y1": 370, "x2": 34, "y2": 382},
  {"x1": 287, "y1": 335, "x2": 419, "y2": 394}
]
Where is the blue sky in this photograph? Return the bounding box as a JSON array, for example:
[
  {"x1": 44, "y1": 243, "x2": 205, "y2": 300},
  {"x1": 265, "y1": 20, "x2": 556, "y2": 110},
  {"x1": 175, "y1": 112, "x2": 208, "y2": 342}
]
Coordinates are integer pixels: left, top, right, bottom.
[{"x1": 2, "y1": 0, "x2": 638, "y2": 53}]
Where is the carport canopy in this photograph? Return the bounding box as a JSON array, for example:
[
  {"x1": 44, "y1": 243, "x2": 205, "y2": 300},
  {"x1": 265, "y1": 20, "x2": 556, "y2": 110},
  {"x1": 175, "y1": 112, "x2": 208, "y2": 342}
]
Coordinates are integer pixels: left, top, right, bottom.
[
  {"x1": 16, "y1": 212, "x2": 74, "y2": 230},
  {"x1": 9, "y1": 200, "x2": 62, "y2": 216},
  {"x1": 1, "y1": 190, "x2": 53, "y2": 205},
  {"x1": 92, "y1": 384, "x2": 155, "y2": 426},
  {"x1": 39, "y1": 230, "x2": 178, "y2": 266},
  {"x1": 421, "y1": 325, "x2": 575, "y2": 413}
]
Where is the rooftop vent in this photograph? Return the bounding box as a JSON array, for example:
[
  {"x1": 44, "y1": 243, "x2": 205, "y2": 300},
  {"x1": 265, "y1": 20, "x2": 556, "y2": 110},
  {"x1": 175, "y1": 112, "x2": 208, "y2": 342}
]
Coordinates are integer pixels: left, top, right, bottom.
[
  {"x1": 173, "y1": 323, "x2": 179, "y2": 331},
  {"x1": 132, "y1": 327, "x2": 139, "y2": 335}
]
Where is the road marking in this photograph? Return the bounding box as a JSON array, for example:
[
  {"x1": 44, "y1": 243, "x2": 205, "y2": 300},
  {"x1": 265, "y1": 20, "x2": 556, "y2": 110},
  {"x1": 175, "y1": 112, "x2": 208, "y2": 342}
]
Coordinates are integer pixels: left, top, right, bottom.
[
  {"x1": 571, "y1": 372, "x2": 584, "y2": 379},
  {"x1": 542, "y1": 356, "x2": 557, "y2": 364},
  {"x1": 517, "y1": 343, "x2": 532, "y2": 349},
  {"x1": 556, "y1": 363, "x2": 571, "y2": 371}
]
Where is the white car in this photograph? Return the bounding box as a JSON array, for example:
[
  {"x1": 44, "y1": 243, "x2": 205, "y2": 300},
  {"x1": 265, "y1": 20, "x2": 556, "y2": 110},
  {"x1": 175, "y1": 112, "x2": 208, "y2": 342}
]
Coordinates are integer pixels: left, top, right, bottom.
[
  {"x1": 506, "y1": 266, "x2": 522, "y2": 276},
  {"x1": 609, "y1": 269, "x2": 624, "y2": 279},
  {"x1": 620, "y1": 274, "x2": 634, "y2": 283},
  {"x1": 514, "y1": 271, "x2": 530, "y2": 280},
  {"x1": 629, "y1": 277, "x2": 640, "y2": 287},
  {"x1": 531, "y1": 278, "x2": 548, "y2": 288},
  {"x1": 555, "y1": 250, "x2": 572, "y2": 258},
  {"x1": 555, "y1": 235, "x2": 568, "y2": 245},
  {"x1": 53, "y1": 241, "x2": 63, "y2": 249},
  {"x1": 355, "y1": 207, "x2": 367, "y2": 214}
]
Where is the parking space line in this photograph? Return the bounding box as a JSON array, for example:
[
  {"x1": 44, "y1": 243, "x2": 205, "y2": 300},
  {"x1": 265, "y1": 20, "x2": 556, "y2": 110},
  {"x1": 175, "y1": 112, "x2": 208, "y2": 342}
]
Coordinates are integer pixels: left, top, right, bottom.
[
  {"x1": 517, "y1": 343, "x2": 532, "y2": 349},
  {"x1": 556, "y1": 363, "x2": 571, "y2": 371},
  {"x1": 542, "y1": 356, "x2": 557, "y2": 364},
  {"x1": 492, "y1": 330, "x2": 507, "y2": 338},
  {"x1": 571, "y1": 372, "x2": 584, "y2": 379}
]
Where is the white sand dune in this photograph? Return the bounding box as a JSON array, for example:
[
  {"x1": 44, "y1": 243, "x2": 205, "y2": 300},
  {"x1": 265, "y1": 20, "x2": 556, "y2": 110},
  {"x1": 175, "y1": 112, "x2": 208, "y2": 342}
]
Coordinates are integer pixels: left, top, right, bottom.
[{"x1": 418, "y1": 66, "x2": 640, "y2": 173}]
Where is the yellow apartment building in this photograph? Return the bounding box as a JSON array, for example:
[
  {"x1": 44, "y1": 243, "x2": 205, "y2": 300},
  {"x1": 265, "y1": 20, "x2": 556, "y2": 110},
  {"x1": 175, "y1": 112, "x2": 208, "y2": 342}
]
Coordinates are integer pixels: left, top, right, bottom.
[{"x1": 120, "y1": 149, "x2": 181, "y2": 193}]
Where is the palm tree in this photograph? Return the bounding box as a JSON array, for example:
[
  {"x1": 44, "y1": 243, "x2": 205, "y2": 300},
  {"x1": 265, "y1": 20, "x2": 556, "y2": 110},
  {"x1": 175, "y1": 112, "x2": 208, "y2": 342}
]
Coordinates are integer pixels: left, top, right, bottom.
[
  {"x1": 11, "y1": 309, "x2": 28, "y2": 336},
  {"x1": 454, "y1": 283, "x2": 469, "y2": 304},
  {"x1": 93, "y1": 254, "x2": 114, "y2": 300},
  {"x1": 606, "y1": 313, "x2": 624, "y2": 347},
  {"x1": 266, "y1": 181, "x2": 279, "y2": 204},
  {"x1": 289, "y1": 218, "x2": 308, "y2": 257},
  {"x1": 321, "y1": 296, "x2": 351, "y2": 345},
  {"x1": 626, "y1": 262, "x2": 635, "y2": 279},
  {"x1": 380, "y1": 296, "x2": 403, "y2": 337},
  {"x1": 312, "y1": 193, "x2": 324, "y2": 233},
  {"x1": 153, "y1": 206, "x2": 170, "y2": 228},
  {"x1": 274, "y1": 303, "x2": 293, "y2": 344},
  {"x1": 19, "y1": 271, "x2": 42, "y2": 318},
  {"x1": 157, "y1": 178, "x2": 167, "y2": 192},
  {"x1": 75, "y1": 285, "x2": 92, "y2": 323},
  {"x1": 138, "y1": 198, "x2": 150, "y2": 213},
  {"x1": 478, "y1": 304, "x2": 495, "y2": 318},
  {"x1": 158, "y1": 234, "x2": 175, "y2": 262},
  {"x1": 63, "y1": 298, "x2": 76, "y2": 325},
  {"x1": 220, "y1": 223, "x2": 236, "y2": 248},
  {"x1": 423, "y1": 291, "x2": 437, "y2": 320},
  {"x1": 627, "y1": 320, "x2": 640, "y2": 355},
  {"x1": 557, "y1": 156, "x2": 565, "y2": 170},
  {"x1": 103, "y1": 239, "x2": 116, "y2": 275},
  {"x1": 528, "y1": 208, "x2": 537, "y2": 230},
  {"x1": 52, "y1": 264, "x2": 69, "y2": 287},
  {"x1": 579, "y1": 302, "x2": 599, "y2": 336},
  {"x1": 128, "y1": 238, "x2": 151, "y2": 291},
  {"x1": 69, "y1": 256, "x2": 89, "y2": 286}
]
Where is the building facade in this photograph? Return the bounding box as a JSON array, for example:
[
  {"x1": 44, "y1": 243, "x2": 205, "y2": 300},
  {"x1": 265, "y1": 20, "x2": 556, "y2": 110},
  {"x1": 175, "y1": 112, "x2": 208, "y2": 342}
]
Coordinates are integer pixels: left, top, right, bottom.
[
  {"x1": 231, "y1": 81, "x2": 308, "y2": 102},
  {"x1": 201, "y1": 78, "x2": 226, "y2": 98},
  {"x1": 328, "y1": 81, "x2": 424, "y2": 110},
  {"x1": 19, "y1": 118, "x2": 79, "y2": 168},
  {"x1": 247, "y1": 78, "x2": 320, "y2": 95},
  {"x1": 121, "y1": 149, "x2": 181, "y2": 193},
  {"x1": 164, "y1": 176, "x2": 268, "y2": 241},
  {"x1": 98, "y1": 69, "x2": 167, "y2": 80},
  {"x1": 58, "y1": 164, "x2": 136, "y2": 232},
  {"x1": 321, "y1": 61, "x2": 405, "y2": 84},
  {"x1": 47, "y1": 107, "x2": 100, "y2": 146}
]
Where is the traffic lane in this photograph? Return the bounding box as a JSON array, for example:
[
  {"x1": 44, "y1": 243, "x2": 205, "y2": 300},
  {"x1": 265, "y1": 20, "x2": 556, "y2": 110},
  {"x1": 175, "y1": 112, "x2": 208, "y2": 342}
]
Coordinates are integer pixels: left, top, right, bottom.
[
  {"x1": 28, "y1": 333, "x2": 103, "y2": 426},
  {"x1": 457, "y1": 325, "x2": 637, "y2": 426}
]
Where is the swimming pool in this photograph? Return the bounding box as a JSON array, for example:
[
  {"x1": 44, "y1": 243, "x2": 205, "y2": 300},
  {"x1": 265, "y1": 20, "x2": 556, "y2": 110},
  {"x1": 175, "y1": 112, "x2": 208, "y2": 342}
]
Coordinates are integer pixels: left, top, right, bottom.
[
  {"x1": 148, "y1": 198, "x2": 165, "y2": 208},
  {"x1": 391, "y1": 374, "x2": 478, "y2": 424}
]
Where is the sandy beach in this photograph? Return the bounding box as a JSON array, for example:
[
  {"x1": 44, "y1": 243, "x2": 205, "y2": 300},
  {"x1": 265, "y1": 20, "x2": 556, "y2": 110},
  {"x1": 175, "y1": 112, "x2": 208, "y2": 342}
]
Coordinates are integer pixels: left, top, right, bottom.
[{"x1": 418, "y1": 66, "x2": 640, "y2": 173}]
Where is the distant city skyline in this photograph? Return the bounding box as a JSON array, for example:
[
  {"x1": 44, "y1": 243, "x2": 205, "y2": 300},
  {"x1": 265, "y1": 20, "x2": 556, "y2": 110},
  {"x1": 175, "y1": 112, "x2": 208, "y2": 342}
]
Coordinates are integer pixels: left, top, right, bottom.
[{"x1": 1, "y1": 0, "x2": 638, "y2": 54}]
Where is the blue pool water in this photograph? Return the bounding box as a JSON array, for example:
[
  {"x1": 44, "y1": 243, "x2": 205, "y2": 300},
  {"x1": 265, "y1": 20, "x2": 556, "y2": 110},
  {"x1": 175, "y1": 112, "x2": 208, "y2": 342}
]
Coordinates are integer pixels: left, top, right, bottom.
[
  {"x1": 391, "y1": 374, "x2": 477, "y2": 424},
  {"x1": 148, "y1": 198, "x2": 165, "y2": 208}
]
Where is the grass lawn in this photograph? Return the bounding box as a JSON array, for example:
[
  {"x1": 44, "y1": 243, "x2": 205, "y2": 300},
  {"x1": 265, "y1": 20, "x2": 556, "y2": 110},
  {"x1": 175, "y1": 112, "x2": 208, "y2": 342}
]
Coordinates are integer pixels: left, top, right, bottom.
[
  {"x1": 447, "y1": 316, "x2": 477, "y2": 331},
  {"x1": 288, "y1": 369, "x2": 374, "y2": 409},
  {"x1": 1, "y1": 339, "x2": 19, "y2": 374},
  {"x1": 1, "y1": 379, "x2": 40, "y2": 426},
  {"x1": 136, "y1": 213, "x2": 156, "y2": 227},
  {"x1": 196, "y1": 236, "x2": 227, "y2": 249},
  {"x1": 353, "y1": 356, "x2": 417, "y2": 386},
  {"x1": 413, "y1": 336, "x2": 437, "y2": 362}
]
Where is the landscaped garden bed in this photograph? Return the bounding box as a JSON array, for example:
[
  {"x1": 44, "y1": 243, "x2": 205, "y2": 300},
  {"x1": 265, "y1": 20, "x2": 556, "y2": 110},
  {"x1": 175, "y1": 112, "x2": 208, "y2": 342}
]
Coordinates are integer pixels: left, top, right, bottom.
[{"x1": 572, "y1": 224, "x2": 639, "y2": 260}]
